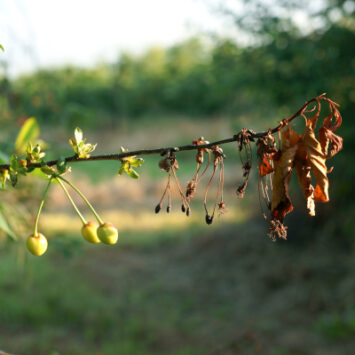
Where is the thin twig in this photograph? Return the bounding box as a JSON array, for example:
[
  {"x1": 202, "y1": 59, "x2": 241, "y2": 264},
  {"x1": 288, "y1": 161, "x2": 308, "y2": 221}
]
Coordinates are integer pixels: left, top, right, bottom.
[{"x1": 0, "y1": 95, "x2": 322, "y2": 171}]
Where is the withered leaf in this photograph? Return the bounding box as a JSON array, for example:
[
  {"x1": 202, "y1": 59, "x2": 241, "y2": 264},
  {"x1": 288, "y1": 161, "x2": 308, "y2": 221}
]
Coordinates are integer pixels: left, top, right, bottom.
[
  {"x1": 318, "y1": 126, "x2": 343, "y2": 159},
  {"x1": 303, "y1": 123, "x2": 329, "y2": 203},
  {"x1": 323, "y1": 99, "x2": 342, "y2": 131},
  {"x1": 257, "y1": 131, "x2": 277, "y2": 177},
  {"x1": 271, "y1": 128, "x2": 299, "y2": 222},
  {"x1": 294, "y1": 142, "x2": 315, "y2": 216},
  {"x1": 259, "y1": 156, "x2": 274, "y2": 177}
]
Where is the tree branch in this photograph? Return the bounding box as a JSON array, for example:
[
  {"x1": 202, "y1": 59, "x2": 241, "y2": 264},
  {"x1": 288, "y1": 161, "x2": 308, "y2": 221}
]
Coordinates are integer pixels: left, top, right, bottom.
[{"x1": 0, "y1": 95, "x2": 321, "y2": 171}]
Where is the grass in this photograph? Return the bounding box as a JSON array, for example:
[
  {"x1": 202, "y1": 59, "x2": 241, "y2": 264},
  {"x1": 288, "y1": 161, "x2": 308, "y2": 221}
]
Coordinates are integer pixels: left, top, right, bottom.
[
  {"x1": 1, "y1": 218, "x2": 355, "y2": 354},
  {"x1": 1, "y1": 118, "x2": 354, "y2": 354}
]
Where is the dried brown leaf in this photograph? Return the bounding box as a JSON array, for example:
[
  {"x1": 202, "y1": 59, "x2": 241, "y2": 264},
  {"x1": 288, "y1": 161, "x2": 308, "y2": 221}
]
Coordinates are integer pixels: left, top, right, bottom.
[
  {"x1": 323, "y1": 99, "x2": 342, "y2": 131},
  {"x1": 318, "y1": 126, "x2": 343, "y2": 159},
  {"x1": 271, "y1": 128, "x2": 299, "y2": 222},
  {"x1": 303, "y1": 123, "x2": 329, "y2": 202},
  {"x1": 294, "y1": 142, "x2": 315, "y2": 216},
  {"x1": 259, "y1": 156, "x2": 274, "y2": 177}
]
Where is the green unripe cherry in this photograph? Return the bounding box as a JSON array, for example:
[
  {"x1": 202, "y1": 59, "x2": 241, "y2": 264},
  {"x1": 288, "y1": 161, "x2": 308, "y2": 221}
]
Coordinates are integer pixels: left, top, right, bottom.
[
  {"x1": 97, "y1": 222, "x2": 118, "y2": 245},
  {"x1": 26, "y1": 233, "x2": 48, "y2": 256},
  {"x1": 81, "y1": 221, "x2": 101, "y2": 243}
]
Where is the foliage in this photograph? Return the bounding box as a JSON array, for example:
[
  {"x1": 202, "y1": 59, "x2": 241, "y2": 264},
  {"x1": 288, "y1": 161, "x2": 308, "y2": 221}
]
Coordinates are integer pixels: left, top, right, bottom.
[
  {"x1": 1, "y1": 17, "x2": 352, "y2": 129},
  {"x1": 14, "y1": 117, "x2": 39, "y2": 154},
  {"x1": 69, "y1": 127, "x2": 97, "y2": 159},
  {"x1": 118, "y1": 147, "x2": 144, "y2": 179}
]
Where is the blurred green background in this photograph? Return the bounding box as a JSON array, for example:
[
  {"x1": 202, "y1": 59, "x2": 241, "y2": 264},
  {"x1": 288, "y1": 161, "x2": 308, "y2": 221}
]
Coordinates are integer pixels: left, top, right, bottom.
[{"x1": 0, "y1": 0, "x2": 354, "y2": 354}]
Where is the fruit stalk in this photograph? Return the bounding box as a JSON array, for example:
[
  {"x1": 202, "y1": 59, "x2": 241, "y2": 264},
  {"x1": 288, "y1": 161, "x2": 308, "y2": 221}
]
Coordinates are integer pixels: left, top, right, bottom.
[
  {"x1": 33, "y1": 178, "x2": 53, "y2": 236},
  {"x1": 56, "y1": 177, "x2": 87, "y2": 225},
  {"x1": 58, "y1": 176, "x2": 104, "y2": 225}
]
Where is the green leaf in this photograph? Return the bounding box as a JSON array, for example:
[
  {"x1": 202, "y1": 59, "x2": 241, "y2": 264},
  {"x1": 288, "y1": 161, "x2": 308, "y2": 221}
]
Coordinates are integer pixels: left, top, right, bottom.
[
  {"x1": 119, "y1": 147, "x2": 144, "y2": 178},
  {"x1": 74, "y1": 127, "x2": 83, "y2": 144},
  {"x1": 26, "y1": 143, "x2": 45, "y2": 162},
  {"x1": 129, "y1": 157, "x2": 144, "y2": 167},
  {"x1": 40, "y1": 165, "x2": 56, "y2": 176},
  {"x1": 0, "y1": 208, "x2": 17, "y2": 241},
  {"x1": 126, "y1": 168, "x2": 139, "y2": 179},
  {"x1": 10, "y1": 154, "x2": 18, "y2": 171},
  {"x1": 69, "y1": 127, "x2": 96, "y2": 158},
  {"x1": 0, "y1": 44, "x2": 4, "y2": 52},
  {"x1": 117, "y1": 163, "x2": 127, "y2": 175},
  {"x1": 117, "y1": 161, "x2": 140, "y2": 179},
  {"x1": 69, "y1": 138, "x2": 79, "y2": 154},
  {"x1": 29, "y1": 168, "x2": 52, "y2": 180},
  {"x1": 15, "y1": 117, "x2": 40, "y2": 154},
  {"x1": 10, "y1": 155, "x2": 27, "y2": 175},
  {"x1": 56, "y1": 157, "x2": 67, "y2": 174}
]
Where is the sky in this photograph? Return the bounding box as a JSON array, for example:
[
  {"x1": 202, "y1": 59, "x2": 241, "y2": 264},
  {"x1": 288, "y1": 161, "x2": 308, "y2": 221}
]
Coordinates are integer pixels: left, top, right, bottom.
[{"x1": 0, "y1": 0, "x2": 237, "y2": 76}]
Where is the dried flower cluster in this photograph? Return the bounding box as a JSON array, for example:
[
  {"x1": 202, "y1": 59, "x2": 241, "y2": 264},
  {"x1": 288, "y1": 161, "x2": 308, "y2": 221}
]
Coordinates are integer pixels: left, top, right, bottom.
[{"x1": 155, "y1": 152, "x2": 190, "y2": 215}]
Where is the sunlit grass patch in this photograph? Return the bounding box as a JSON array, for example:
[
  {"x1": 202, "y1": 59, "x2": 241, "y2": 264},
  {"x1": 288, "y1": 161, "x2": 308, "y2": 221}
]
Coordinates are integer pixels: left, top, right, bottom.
[{"x1": 40, "y1": 205, "x2": 250, "y2": 246}]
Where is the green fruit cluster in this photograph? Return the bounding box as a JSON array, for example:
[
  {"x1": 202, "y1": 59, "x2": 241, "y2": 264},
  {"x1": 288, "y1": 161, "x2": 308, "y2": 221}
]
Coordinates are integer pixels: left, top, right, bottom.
[
  {"x1": 26, "y1": 175, "x2": 119, "y2": 256},
  {"x1": 82, "y1": 221, "x2": 119, "y2": 245},
  {"x1": 26, "y1": 222, "x2": 119, "y2": 256}
]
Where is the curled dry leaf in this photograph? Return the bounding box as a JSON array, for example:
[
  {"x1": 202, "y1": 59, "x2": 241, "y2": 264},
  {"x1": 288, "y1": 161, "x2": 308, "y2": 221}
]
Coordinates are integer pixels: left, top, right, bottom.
[
  {"x1": 271, "y1": 128, "x2": 299, "y2": 222},
  {"x1": 294, "y1": 142, "x2": 315, "y2": 216},
  {"x1": 318, "y1": 126, "x2": 343, "y2": 159},
  {"x1": 259, "y1": 157, "x2": 274, "y2": 177},
  {"x1": 255, "y1": 95, "x2": 342, "y2": 241},
  {"x1": 303, "y1": 122, "x2": 329, "y2": 202},
  {"x1": 323, "y1": 98, "x2": 342, "y2": 131},
  {"x1": 308, "y1": 99, "x2": 321, "y2": 129},
  {"x1": 257, "y1": 131, "x2": 277, "y2": 177}
]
